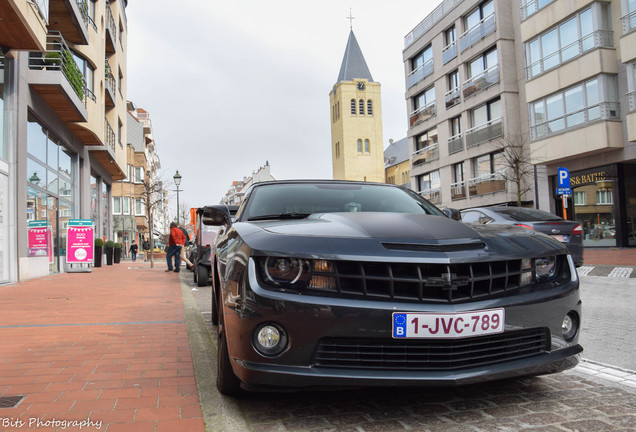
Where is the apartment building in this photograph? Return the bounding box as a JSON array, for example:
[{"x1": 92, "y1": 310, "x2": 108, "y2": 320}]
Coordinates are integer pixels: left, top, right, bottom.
[
  {"x1": 0, "y1": 0, "x2": 129, "y2": 283},
  {"x1": 404, "y1": 0, "x2": 636, "y2": 248},
  {"x1": 221, "y1": 162, "x2": 275, "y2": 206}
]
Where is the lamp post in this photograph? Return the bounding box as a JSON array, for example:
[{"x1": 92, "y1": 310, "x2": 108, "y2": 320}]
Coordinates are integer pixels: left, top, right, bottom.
[{"x1": 173, "y1": 170, "x2": 182, "y2": 224}]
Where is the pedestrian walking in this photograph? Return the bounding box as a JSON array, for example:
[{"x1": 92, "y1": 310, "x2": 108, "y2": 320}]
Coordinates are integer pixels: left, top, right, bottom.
[
  {"x1": 166, "y1": 222, "x2": 186, "y2": 272},
  {"x1": 129, "y1": 241, "x2": 138, "y2": 261},
  {"x1": 142, "y1": 238, "x2": 150, "y2": 261}
]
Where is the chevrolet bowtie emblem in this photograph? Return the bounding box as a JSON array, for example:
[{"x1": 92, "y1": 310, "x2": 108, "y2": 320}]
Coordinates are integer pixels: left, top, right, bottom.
[{"x1": 425, "y1": 271, "x2": 469, "y2": 291}]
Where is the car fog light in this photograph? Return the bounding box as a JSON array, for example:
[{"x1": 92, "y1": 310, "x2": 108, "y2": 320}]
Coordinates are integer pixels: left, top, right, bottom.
[
  {"x1": 253, "y1": 324, "x2": 288, "y2": 357},
  {"x1": 561, "y1": 312, "x2": 579, "y2": 342}
]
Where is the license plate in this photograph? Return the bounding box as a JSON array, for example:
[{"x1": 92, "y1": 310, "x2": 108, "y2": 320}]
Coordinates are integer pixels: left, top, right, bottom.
[
  {"x1": 551, "y1": 234, "x2": 569, "y2": 242},
  {"x1": 392, "y1": 309, "x2": 505, "y2": 339}
]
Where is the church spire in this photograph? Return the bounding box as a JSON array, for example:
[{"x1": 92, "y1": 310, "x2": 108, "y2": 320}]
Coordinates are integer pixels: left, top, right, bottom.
[{"x1": 336, "y1": 30, "x2": 374, "y2": 83}]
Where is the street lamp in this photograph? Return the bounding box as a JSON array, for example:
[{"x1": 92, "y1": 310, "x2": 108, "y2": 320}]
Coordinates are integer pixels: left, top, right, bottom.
[{"x1": 173, "y1": 170, "x2": 182, "y2": 224}]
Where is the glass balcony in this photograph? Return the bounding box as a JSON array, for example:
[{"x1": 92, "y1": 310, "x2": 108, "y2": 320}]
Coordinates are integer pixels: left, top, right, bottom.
[
  {"x1": 445, "y1": 87, "x2": 461, "y2": 109},
  {"x1": 467, "y1": 173, "x2": 506, "y2": 196},
  {"x1": 451, "y1": 181, "x2": 466, "y2": 200},
  {"x1": 520, "y1": 0, "x2": 555, "y2": 21},
  {"x1": 412, "y1": 144, "x2": 439, "y2": 167},
  {"x1": 530, "y1": 102, "x2": 620, "y2": 141},
  {"x1": 448, "y1": 134, "x2": 464, "y2": 154},
  {"x1": 459, "y1": 13, "x2": 495, "y2": 53},
  {"x1": 465, "y1": 118, "x2": 503, "y2": 148},
  {"x1": 462, "y1": 64, "x2": 499, "y2": 99},
  {"x1": 621, "y1": 10, "x2": 636, "y2": 33},
  {"x1": 442, "y1": 42, "x2": 458, "y2": 64},
  {"x1": 419, "y1": 187, "x2": 441, "y2": 204},
  {"x1": 409, "y1": 102, "x2": 436, "y2": 127},
  {"x1": 407, "y1": 59, "x2": 434, "y2": 88}
]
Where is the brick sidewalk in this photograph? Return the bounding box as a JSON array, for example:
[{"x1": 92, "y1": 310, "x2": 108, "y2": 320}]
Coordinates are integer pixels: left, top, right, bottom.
[
  {"x1": 0, "y1": 261, "x2": 204, "y2": 432},
  {"x1": 584, "y1": 247, "x2": 636, "y2": 266}
]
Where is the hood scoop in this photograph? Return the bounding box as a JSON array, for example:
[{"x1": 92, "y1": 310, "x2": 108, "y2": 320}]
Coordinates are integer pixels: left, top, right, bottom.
[{"x1": 382, "y1": 241, "x2": 486, "y2": 252}]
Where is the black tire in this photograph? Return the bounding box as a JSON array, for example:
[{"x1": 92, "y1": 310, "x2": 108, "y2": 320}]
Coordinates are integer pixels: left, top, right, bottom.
[
  {"x1": 217, "y1": 325, "x2": 242, "y2": 396},
  {"x1": 193, "y1": 265, "x2": 198, "y2": 283},
  {"x1": 197, "y1": 265, "x2": 209, "y2": 287},
  {"x1": 211, "y1": 285, "x2": 219, "y2": 325}
]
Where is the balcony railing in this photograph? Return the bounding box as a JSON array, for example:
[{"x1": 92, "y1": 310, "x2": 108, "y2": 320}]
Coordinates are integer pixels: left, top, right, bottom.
[
  {"x1": 467, "y1": 172, "x2": 506, "y2": 196},
  {"x1": 462, "y1": 64, "x2": 499, "y2": 99},
  {"x1": 621, "y1": 10, "x2": 636, "y2": 33},
  {"x1": 418, "y1": 187, "x2": 441, "y2": 204},
  {"x1": 105, "y1": 59, "x2": 116, "y2": 106},
  {"x1": 412, "y1": 143, "x2": 439, "y2": 167},
  {"x1": 530, "y1": 102, "x2": 620, "y2": 141},
  {"x1": 404, "y1": 0, "x2": 462, "y2": 48},
  {"x1": 465, "y1": 117, "x2": 503, "y2": 148},
  {"x1": 442, "y1": 42, "x2": 458, "y2": 64},
  {"x1": 459, "y1": 13, "x2": 495, "y2": 53},
  {"x1": 409, "y1": 102, "x2": 436, "y2": 127},
  {"x1": 451, "y1": 181, "x2": 466, "y2": 200},
  {"x1": 28, "y1": 31, "x2": 86, "y2": 103},
  {"x1": 445, "y1": 87, "x2": 460, "y2": 109},
  {"x1": 525, "y1": 30, "x2": 613, "y2": 79},
  {"x1": 105, "y1": 0, "x2": 116, "y2": 53},
  {"x1": 407, "y1": 59, "x2": 434, "y2": 88},
  {"x1": 628, "y1": 91, "x2": 636, "y2": 111},
  {"x1": 105, "y1": 117, "x2": 116, "y2": 152},
  {"x1": 448, "y1": 133, "x2": 464, "y2": 154},
  {"x1": 520, "y1": 0, "x2": 555, "y2": 21}
]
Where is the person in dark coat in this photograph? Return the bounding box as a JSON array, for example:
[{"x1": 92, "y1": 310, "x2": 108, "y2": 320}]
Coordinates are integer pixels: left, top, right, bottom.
[{"x1": 129, "y1": 241, "x2": 138, "y2": 261}]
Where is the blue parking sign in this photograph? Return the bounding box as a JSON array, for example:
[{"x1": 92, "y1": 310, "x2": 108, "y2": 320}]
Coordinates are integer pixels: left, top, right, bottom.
[{"x1": 557, "y1": 167, "x2": 572, "y2": 195}]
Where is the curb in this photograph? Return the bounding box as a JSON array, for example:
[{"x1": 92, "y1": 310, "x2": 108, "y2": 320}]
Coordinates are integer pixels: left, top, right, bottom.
[{"x1": 179, "y1": 272, "x2": 249, "y2": 432}]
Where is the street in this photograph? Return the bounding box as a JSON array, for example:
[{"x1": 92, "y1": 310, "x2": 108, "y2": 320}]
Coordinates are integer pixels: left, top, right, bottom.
[{"x1": 185, "y1": 272, "x2": 636, "y2": 432}]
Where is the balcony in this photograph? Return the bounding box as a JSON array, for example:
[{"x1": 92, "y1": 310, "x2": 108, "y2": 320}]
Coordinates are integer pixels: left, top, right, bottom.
[
  {"x1": 442, "y1": 42, "x2": 458, "y2": 64},
  {"x1": 105, "y1": 59, "x2": 116, "y2": 108},
  {"x1": 622, "y1": 10, "x2": 636, "y2": 34},
  {"x1": 407, "y1": 59, "x2": 433, "y2": 89},
  {"x1": 467, "y1": 173, "x2": 506, "y2": 196},
  {"x1": 445, "y1": 87, "x2": 460, "y2": 109},
  {"x1": 48, "y1": 0, "x2": 90, "y2": 45},
  {"x1": 526, "y1": 31, "x2": 613, "y2": 80},
  {"x1": 105, "y1": 0, "x2": 116, "y2": 54},
  {"x1": 0, "y1": 0, "x2": 48, "y2": 50},
  {"x1": 409, "y1": 102, "x2": 436, "y2": 127},
  {"x1": 412, "y1": 144, "x2": 439, "y2": 167},
  {"x1": 28, "y1": 31, "x2": 87, "y2": 123},
  {"x1": 530, "y1": 102, "x2": 620, "y2": 141},
  {"x1": 86, "y1": 117, "x2": 125, "y2": 180},
  {"x1": 520, "y1": 0, "x2": 555, "y2": 21},
  {"x1": 459, "y1": 13, "x2": 495, "y2": 53},
  {"x1": 462, "y1": 64, "x2": 499, "y2": 99},
  {"x1": 465, "y1": 118, "x2": 503, "y2": 148},
  {"x1": 451, "y1": 181, "x2": 466, "y2": 200},
  {"x1": 418, "y1": 187, "x2": 441, "y2": 204},
  {"x1": 448, "y1": 134, "x2": 464, "y2": 154}
]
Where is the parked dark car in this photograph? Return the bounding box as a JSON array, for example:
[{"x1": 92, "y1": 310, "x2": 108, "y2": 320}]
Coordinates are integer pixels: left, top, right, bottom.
[
  {"x1": 460, "y1": 206, "x2": 584, "y2": 267},
  {"x1": 193, "y1": 206, "x2": 238, "y2": 287},
  {"x1": 207, "y1": 180, "x2": 582, "y2": 395}
]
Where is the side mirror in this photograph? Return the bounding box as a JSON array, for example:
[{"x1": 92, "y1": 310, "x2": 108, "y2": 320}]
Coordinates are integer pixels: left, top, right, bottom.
[
  {"x1": 201, "y1": 205, "x2": 233, "y2": 226},
  {"x1": 442, "y1": 207, "x2": 461, "y2": 221}
]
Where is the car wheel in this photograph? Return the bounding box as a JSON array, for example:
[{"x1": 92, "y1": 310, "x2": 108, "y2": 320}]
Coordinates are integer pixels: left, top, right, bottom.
[
  {"x1": 217, "y1": 320, "x2": 242, "y2": 396},
  {"x1": 197, "y1": 265, "x2": 209, "y2": 287},
  {"x1": 193, "y1": 265, "x2": 198, "y2": 283},
  {"x1": 211, "y1": 285, "x2": 219, "y2": 326}
]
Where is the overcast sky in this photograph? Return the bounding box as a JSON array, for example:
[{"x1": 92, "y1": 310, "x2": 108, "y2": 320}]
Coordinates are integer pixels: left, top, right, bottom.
[{"x1": 125, "y1": 1, "x2": 435, "y2": 218}]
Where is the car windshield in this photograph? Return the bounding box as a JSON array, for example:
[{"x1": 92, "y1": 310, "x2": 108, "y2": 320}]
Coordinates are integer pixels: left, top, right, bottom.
[
  {"x1": 494, "y1": 208, "x2": 562, "y2": 222},
  {"x1": 242, "y1": 183, "x2": 444, "y2": 221}
]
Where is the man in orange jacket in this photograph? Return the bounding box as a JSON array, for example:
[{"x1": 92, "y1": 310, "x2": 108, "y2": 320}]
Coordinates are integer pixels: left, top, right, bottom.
[{"x1": 166, "y1": 222, "x2": 186, "y2": 272}]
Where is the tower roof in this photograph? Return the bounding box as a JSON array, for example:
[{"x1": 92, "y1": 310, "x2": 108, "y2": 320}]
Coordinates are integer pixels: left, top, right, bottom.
[{"x1": 337, "y1": 30, "x2": 374, "y2": 83}]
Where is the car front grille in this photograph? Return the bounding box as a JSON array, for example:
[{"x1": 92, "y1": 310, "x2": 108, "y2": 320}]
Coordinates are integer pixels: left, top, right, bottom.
[{"x1": 313, "y1": 328, "x2": 550, "y2": 371}]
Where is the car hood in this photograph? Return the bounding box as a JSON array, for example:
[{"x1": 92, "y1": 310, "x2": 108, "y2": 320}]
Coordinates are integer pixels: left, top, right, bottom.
[{"x1": 235, "y1": 212, "x2": 566, "y2": 262}]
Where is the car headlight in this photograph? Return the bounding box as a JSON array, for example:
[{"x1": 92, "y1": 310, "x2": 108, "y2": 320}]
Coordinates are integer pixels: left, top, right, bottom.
[
  {"x1": 535, "y1": 256, "x2": 557, "y2": 281},
  {"x1": 263, "y1": 257, "x2": 311, "y2": 286}
]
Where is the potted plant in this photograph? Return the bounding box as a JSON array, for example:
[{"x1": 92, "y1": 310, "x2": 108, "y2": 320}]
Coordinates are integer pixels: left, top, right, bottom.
[
  {"x1": 114, "y1": 242, "x2": 122, "y2": 263},
  {"x1": 94, "y1": 238, "x2": 103, "y2": 267},
  {"x1": 104, "y1": 240, "x2": 115, "y2": 265}
]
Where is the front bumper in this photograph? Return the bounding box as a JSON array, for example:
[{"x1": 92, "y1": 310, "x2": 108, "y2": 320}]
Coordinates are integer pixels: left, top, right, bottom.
[{"x1": 222, "y1": 259, "x2": 582, "y2": 392}]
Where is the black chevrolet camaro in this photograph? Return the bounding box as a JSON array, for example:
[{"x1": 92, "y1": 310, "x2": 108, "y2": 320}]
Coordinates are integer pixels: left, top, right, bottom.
[{"x1": 204, "y1": 180, "x2": 582, "y2": 395}]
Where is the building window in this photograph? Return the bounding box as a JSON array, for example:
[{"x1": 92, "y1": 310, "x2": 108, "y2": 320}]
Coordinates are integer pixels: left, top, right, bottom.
[
  {"x1": 417, "y1": 171, "x2": 441, "y2": 203},
  {"x1": 134, "y1": 166, "x2": 144, "y2": 183},
  {"x1": 359, "y1": 99, "x2": 364, "y2": 115},
  {"x1": 408, "y1": 45, "x2": 434, "y2": 87},
  {"x1": 351, "y1": 99, "x2": 356, "y2": 114},
  {"x1": 113, "y1": 197, "x2": 122, "y2": 214},
  {"x1": 367, "y1": 100, "x2": 373, "y2": 115},
  {"x1": 524, "y1": 6, "x2": 610, "y2": 79},
  {"x1": 411, "y1": 45, "x2": 433, "y2": 73},
  {"x1": 357, "y1": 139, "x2": 363, "y2": 153},
  {"x1": 413, "y1": 128, "x2": 439, "y2": 167},
  {"x1": 335, "y1": 142, "x2": 340, "y2": 159},
  {"x1": 471, "y1": 98, "x2": 501, "y2": 128},
  {"x1": 529, "y1": 75, "x2": 618, "y2": 140},
  {"x1": 364, "y1": 139, "x2": 370, "y2": 153},
  {"x1": 465, "y1": 0, "x2": 494, "y2": 31},
  {"x1": 596, "y1": 190, "x2": 613, "y2": 205},
  {"x1": 411, "y1": 85, "x2": 436, "y2": 126},
  {"x1": 446, "y1": 26, "x2": 456, "y2": 46},
  {"x1": 122, "y1": 196, "x2": 130, "y2": 215},
  {"x1": 574, "y1": 191, "x2": 586, "y2": 205},
  {"x1": 472, "y1": 152, "x2": 504, "y2": 178},
  {"x1": 135, "y1": 198, "x2": 144, "y2": 216},
  {"x1": 521, "y1": 0, "x2": 556, "y2": 21}
]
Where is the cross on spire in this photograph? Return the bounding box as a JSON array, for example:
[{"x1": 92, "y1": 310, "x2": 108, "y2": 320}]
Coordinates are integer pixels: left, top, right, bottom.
[{"x1": 347, "y1": 8, "x2": 355, "y2": 29}]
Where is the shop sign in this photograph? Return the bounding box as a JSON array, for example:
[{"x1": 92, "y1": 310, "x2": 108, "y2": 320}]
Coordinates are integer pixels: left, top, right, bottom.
[
  {"x1": 66, "y1": 219, "x2": 94, "y2": 264},
  {"x1": 27, "y1": 220, "x2": 52, "y2": 263},
  {"x1": 569, "y1": 170, "x2": 609, "y2": 187}
]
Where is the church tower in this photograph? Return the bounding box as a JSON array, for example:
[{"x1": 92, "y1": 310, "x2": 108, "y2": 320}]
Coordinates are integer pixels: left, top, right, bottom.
[{"x1": 329, "y1": 30, "x2": 385, "y2": 182}]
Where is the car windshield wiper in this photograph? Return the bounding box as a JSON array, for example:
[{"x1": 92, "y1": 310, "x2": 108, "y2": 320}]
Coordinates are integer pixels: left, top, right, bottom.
[{"x1": 247, "y1": 212, "x2": 312, "y2": 221}]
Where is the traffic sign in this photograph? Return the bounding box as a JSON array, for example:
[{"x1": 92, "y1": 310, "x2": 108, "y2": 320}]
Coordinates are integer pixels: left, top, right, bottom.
[{"x1": 556, "y1": 167, "x2": 571, "y2": 195}]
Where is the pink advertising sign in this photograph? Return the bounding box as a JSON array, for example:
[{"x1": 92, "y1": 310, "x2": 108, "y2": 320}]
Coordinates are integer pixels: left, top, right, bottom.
[
  {"x1": 27, "y1": 220, "x2": 53, "y2": 263},
  {"x1": 66, "y1": 220, "x2": 94, "y2": 264}
]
